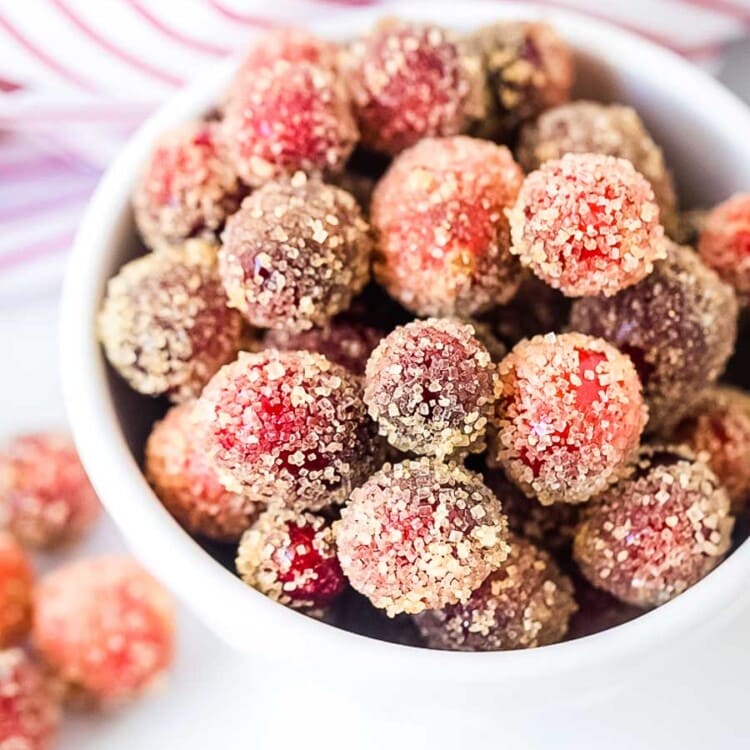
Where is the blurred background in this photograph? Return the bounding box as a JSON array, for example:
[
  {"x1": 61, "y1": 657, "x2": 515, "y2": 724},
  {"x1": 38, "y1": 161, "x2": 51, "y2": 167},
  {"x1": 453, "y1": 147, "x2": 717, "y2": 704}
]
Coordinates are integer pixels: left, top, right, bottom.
[{"x1": 1, "y1": 1, "x2": 749, "y2": 748}]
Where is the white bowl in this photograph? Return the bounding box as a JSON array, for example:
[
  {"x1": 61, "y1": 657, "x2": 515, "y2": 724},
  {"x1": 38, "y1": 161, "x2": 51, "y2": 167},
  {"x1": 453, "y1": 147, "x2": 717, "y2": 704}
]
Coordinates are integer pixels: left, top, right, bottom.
[{"x1": 61, "y1": 0, "x2": 750, "y2": 704}]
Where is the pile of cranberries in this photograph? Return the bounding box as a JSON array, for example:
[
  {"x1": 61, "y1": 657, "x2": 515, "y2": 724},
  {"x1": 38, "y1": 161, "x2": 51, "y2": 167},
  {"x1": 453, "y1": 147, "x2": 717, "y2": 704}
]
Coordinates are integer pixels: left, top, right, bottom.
[{"x1": 98, "y1": 19, "x2": 750, "y2": 654}]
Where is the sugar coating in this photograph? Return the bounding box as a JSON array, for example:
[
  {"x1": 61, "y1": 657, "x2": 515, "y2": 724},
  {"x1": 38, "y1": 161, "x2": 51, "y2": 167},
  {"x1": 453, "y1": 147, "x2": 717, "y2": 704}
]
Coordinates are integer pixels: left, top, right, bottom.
[
  {"x1": 132, "y1": 120, "x2": 242, "y2": 251},
  {"x1": 698, "y1": 193, "x2": 750, "y2": 305},
  {"x1": 219, "y1": 175, "x2": 372, "y2": 332},
  {"x1": 334, "y1": 458, "x2": 510, "y2": 616},
  {"x1": 221, "y1": 56, "x2": 357, "y2": 186},
  {"x1": 573, "y1": 446, "x2": 733, "y2": 608},
  {"x1": 263, "y1": 318, "x2": 382, "y2": 376},
  {"x1": 371, "y1": 136, "x2": 524, "y2": 317},
  {"x1": 517, "y1": 101, "x2": 677, "y2": 235},
  {"x1": 196, "y1": 349, "x2": 381, "y2": 511},
  {"x1": 480, "y1": 273, "x2": 570, "y2": 348},
  {"x1": 145, "y1": 402, "x2": 262, "y2": 542},
  {"x1": 570, "y1": 243, "x2": 738, "y2": 434},
  {"x1": 0, "y1": 433, "x2": 100, "y2": 549},
  {"x1": 364, "y1": 318, "x2": 500, "y2": 458},
  {"x1": 33, "y1": 557, "x2": 174, "y2": 707},
  {"x1": 483, "y1": 467, "x2": 579, "y2": 555},
  {"x1": 0, "y1": 533, "x2": 33, "y2": 648},
  {"x1": 98, "y1": 240, "x2": 242, "y2": 402},
  {"x1": 227, "y1": 28, "x2": 338, "y2": 100},
  {"x1": 0, "y1": 649, "x2": 61, "y2": 750},
  {"x1": 236, "y1": 506, "x2": 345, "y2": 611},
  {"x1": 492, "y1": 332, "x2": 648, "y2": 506},
  {"x1": 414, "y1": 534, "x2": 576, "y2": 651},
  {"x1": 340, "y1": 19, "x2": 477, "y2": 155},
  {"x1": 462, "y1": 21, "x2": 574, "y2": 139},
  {"x1": 509, "y1": 152, "x2": 666, "y2": 297},
  {"x1": 672, "y1": 386, "x2": 750, "y2": 514}
]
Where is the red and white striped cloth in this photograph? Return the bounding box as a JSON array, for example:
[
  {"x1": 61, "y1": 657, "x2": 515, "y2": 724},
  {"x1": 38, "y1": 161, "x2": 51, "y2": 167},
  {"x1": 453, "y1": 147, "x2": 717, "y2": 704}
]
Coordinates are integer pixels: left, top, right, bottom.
[{"x1": 1, "y1": 0, "x2": 749, "y2": 300}]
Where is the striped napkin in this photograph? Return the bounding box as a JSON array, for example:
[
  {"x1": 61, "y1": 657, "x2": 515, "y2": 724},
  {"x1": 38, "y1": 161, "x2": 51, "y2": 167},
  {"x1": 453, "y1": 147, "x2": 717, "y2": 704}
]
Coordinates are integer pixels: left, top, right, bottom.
[{"x1": 1, "y1": 0, "x2": 748, "y2": 300}]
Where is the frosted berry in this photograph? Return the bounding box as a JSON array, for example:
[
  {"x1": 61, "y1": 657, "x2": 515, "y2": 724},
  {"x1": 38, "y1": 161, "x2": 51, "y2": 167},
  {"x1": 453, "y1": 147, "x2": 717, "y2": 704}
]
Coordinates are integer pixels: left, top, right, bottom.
[
  {"x1": 492, "y1": 332, "x2": 647, "y2": 505},
  {"x1": 33, "y1": 558, "x2": 174, "y2": 707},
  {"x1": 98, "y1": 240, "x2": 243, "y2": 402},
  {"x1": 335, "y1": 459, "x2": 510, "y2": 616},
  {"x1": 196, "y1": 350, "x2": 381, "y2": 511},
  {"x1": 221, "y1": 55, "x2": 357, "y2": 186},
  {"x1": 133, "y1": 121, "x2": 242, "y2": 250},
  {"x1": 414, "y1": 534, "x2": 576, "y2": 651},
  {"x1": 570, "y1": 243, "x2": 738, "y2": 433},
  {"x1": 462, "y1": 21, "x2": 574, "y2": 138},
  {"x1": 698, "y1": 193, "x2": 750, "y2": 305},
  {"x1": 341, "y1": 19, "x2": 478, "y2": 155},
  {"x1": 0, "y1": 433, "x2": 99, "y2": 549},
  {"x1": 364, "y1": 318, "x2": 499, "y2": 457},
  {"x1": 509, "y1": 153, "x2": 666, "y2": 297},
  {"x1": 219, "y1": 174, "x2": 371, "y2": 332},
  {"x1": 236, "y1": 506, "x2": 345, "y2": 611},
  {"x1": 145, "y1": 402, "x2": 262, "y2": 542},
  {"x1": 672, "y1": 387, "x2": 750, "y2": 513},
  {"x1": 0, "y1": 649, "x2": 60, "y2": 750},
  {"x1": 573, "y1": 447, "x2": 733, "y2": 608},
  {"x1": 371, "y1": 135, "x2": 523, "y2": 317}
]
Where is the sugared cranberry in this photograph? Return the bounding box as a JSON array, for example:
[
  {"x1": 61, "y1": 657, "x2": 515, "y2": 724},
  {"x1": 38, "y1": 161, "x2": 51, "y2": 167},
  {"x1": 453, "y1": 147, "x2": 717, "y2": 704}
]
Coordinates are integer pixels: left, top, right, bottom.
[
  {"x1": 237, "y1": 506, "x2": 345, "y2": 611},
  {"x1": 33, "y1": 558, "x2": 174, "y2": 707},
  {"x1": 573, "y1": 447, "x2": 733, "y2": 608},
  {"x1": 0, "y1": 433, "x2": 100, "y2": 549},
  {"x1": 335, "y1": 458, "x2": 510, "y2": 616},
  {"x1": 508, "y1": 153, "x2": 666, "y2": 297},
  {"x1": 492, "y1": 332, "x2": 647, "y2": 505},
  {"x1": 196, "y1": 350, "x2": 382, "y2": 511}
]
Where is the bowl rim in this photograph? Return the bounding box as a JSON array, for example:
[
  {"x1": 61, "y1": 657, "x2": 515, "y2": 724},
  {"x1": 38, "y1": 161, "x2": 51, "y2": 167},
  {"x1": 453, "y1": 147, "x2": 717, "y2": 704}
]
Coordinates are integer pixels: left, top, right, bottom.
[{"x1": 60, "y1": 0, "x2": 750, "y2": 683}]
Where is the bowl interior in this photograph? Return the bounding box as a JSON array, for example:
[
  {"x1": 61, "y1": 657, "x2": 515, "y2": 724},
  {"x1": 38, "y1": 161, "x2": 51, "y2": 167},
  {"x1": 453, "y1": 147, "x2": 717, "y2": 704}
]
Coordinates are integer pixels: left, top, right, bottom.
[{"x1": 62, "y1": 0, "x2": 750, "y2": 686}]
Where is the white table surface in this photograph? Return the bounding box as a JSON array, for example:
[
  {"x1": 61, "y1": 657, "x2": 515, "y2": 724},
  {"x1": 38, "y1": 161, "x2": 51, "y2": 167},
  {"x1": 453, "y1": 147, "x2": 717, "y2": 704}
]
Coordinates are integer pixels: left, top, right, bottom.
[{"x1": 3, "y1": 291, "x2": 749, "y2": 749}]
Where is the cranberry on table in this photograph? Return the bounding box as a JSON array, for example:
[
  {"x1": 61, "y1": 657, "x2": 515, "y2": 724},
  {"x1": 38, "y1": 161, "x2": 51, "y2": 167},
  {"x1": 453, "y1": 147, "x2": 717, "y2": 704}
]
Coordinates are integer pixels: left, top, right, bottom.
[
  {"x1": 0, "y1": 649, "x2": 61, "y2": 750},
  {"x1": 672, "y1": 386, "x2": 750, "y2": 514},
  {"x1": 98, "y1": 240, "x2": 243, "y2": 403},
  {"x1": 462, "y1": 21, "x2": 574, "y2": 139},
  {"x1": 517, "y1": 101, "x2": 677, "y2": 235},
  {"x1": 0, "y1": 433, "x2": 100, "y2": 549},
  {"x1": 340, "y1": 19, "x2": 479, "y2": 155},
  {"x1": 371, "y1": 135, "x2": 523, "y2": 317},
  {"x1": 573, "y1": 447, "x2": 733, "y2": 608},
  {"x1": 492, "y1": 332, "x2": 648, "y2": 506},
  {"x1": 219, "y1": 174, "x2": 371, "y2": 333},
  {"x1": 221, "y1": 52, "x2": 357, "y2": 186},
  {"x1": 133, "y1": 120, "x2": 242, "y2": 251},
  {"x1": 0, "y1": 533, "x2": 33, "y2": 647},
  {"x1": 145, "y1": 402, "x2": 262, "y2": 543},
  {"x1": 414, "y1": 534, "x2": 577, "y2": 651},
  {"x1": 508, "y1": 152, "x2": 666, "y2": 297},
  {"x1": 698, "y1": 193, "x2": 750, "y2": 305},
  {"x1": 262, "y1": 318, "x2": 383, "y2": 376},
  {"x1": 237, "y1": 506, "x2": 345, "y2": 611},
  {"x1": 33, "y1": 558, "x2": 174, "y2": 707},
  {"x1": 335, "y1": 458, "x2": 510, "y2": 616},
  {"x1": 364, "y1": 318, "x2": 499, "y2": 458},
  {"x1": 570, "y1": 242, "x2": 738, "y2": 434},
  {"x1": 196, "y1": 349, "x2": 382, "y2": 512}
]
